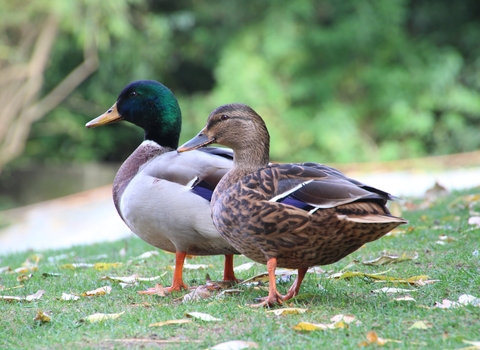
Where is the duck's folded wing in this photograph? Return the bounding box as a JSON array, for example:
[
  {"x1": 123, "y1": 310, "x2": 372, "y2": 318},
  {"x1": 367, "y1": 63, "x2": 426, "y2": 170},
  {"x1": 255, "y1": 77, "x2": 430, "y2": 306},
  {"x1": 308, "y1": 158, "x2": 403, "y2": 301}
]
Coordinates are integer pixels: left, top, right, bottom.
[
  {"x1": 141, "y1": 148, "x2": 232, "y2": 201},
  {"x1": 268, "y1": 164, "x2": 392, "y2": 210}
]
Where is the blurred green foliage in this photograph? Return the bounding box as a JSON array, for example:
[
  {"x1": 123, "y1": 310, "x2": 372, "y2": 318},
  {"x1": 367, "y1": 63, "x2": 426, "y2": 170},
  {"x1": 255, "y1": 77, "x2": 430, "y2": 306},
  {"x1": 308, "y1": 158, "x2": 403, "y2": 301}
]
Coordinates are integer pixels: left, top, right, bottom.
[{"x1": 4, "y1": 0, "x2": 480, "y2": 168}]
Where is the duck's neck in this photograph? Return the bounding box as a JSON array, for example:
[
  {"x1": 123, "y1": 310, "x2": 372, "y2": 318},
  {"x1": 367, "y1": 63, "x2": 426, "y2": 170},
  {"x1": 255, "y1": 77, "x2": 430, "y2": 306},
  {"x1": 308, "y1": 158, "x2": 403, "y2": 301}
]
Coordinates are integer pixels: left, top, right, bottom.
[
  {"x1": 144, "y1": 128, "x2": 179, "y2": 149},
  {"x1": 232, "y1": 143, "x2": 270, "y2": 175}
]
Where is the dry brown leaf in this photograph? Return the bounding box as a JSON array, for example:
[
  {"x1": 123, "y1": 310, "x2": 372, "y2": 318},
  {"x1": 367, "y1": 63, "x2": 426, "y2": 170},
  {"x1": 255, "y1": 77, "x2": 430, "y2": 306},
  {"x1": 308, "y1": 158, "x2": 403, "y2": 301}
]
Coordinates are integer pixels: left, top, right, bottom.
[
  {"x1": 183, "y1": 286, "x2": 213, "y2": 302},
  {"x1": 34, "y1": 310, "x2": 51, "y2": 323},
  {"x1": 266, "y1": 308, "x2": 307, "y2": 316},
  {"x1": 138, "y1": 283, "x2": 166, "y2": 296},
  {"x1": 82, "y1": 286, "x2": 112, "y2": 297},
  {"x1": 209, "y1": 340, "x2": 259, "y2": 349},
  {"x1": 82, "y1": 311, "x2": 125, "y2": 323},
  {"x1": 185, "y1": 312, "x2": 221, "y2": 321},
  {"x1": 149, "y1": 319, "x2": 191, "y2": 327}
]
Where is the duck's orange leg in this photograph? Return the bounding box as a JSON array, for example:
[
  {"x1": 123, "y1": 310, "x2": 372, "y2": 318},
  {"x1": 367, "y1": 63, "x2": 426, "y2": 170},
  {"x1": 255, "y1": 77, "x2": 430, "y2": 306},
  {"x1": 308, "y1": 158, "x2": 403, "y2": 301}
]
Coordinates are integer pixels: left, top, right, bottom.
[
  {"x1": 164, "y1": 251, "x2": 189, "y2": 292},
  {"x1": 283, "y1": 267, "x2": 308, "y2": 301},
  {"x1": 139, "y1": 251, "x2": 188, "y2": 294},
  {"x1": 250, "y1": 257, "x2": 284, "y2": 307},
  {"x1": 222, "y1": 254, "x2": 239, "y2": 282}
]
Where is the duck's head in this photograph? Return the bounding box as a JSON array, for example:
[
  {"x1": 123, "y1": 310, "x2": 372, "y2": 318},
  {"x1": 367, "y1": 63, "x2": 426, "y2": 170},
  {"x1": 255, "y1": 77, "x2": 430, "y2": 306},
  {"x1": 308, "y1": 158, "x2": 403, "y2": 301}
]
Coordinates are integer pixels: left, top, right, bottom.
[
  {"x1": 86, "y1": 80, "x2": 182, "y2": 148},
  {"x1": 178, "y1": 103, "x2": 270, "y2": 166}
]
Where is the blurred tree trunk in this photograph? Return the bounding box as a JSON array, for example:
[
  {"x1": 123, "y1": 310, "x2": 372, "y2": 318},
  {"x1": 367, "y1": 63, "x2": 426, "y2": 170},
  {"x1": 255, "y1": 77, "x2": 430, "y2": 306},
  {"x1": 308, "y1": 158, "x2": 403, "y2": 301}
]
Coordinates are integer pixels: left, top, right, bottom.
[{"x1": 0, "y1": 13, "x2": 98, "y2": 175}]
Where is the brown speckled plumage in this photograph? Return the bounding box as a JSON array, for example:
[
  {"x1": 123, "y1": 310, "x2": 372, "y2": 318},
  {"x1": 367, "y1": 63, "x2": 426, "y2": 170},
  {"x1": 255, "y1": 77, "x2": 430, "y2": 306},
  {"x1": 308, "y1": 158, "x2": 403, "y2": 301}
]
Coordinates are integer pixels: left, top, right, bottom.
[{"x1": 178, "y1": 103, "x2": 407, "y2": 306}]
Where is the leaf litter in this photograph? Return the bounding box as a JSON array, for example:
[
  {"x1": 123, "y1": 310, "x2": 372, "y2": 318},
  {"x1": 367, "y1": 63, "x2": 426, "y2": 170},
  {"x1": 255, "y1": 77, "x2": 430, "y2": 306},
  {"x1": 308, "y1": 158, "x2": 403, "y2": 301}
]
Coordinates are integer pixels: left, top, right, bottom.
[
  {"x1": 293, "y1": 314, "x2": 359, "y2": 331},
  {"x1": 0, "y1": 289, "x2": 45, "y2": 302}
]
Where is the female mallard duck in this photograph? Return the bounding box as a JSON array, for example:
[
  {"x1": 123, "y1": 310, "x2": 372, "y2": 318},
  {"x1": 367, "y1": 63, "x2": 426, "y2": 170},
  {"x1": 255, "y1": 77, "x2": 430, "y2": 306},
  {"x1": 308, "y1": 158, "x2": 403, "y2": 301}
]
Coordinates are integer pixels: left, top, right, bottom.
[
  {"x1": 178, "y1": 103, "x2": 407, "y2": 307},
  {"x1": 85, "y1": 80, "x2": 239, "y2": 293}
]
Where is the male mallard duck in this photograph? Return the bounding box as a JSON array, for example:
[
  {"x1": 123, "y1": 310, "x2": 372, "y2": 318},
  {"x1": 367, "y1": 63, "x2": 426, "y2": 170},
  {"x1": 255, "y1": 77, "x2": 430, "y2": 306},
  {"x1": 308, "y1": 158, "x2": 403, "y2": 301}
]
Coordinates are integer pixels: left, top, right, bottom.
[
  {"x1": 178, "y1": 103, "x2": 407, "y2": 306},
  {"x1": 85, "y1": 80, "x2": 239, "y2": 293}
]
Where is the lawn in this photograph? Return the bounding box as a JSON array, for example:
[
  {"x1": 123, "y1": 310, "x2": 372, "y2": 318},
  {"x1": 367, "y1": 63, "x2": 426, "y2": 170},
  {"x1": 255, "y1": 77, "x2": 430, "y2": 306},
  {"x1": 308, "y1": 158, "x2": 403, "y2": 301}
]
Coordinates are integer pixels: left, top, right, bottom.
[{"x1": 0, "y1": 188, "x2": 479, "y2": 349}]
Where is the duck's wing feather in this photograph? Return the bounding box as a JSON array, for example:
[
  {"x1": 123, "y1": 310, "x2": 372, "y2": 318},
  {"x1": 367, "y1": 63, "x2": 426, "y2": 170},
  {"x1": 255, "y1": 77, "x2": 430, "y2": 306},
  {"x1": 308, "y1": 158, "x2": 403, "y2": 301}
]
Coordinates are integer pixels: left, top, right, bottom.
[
  {"x1": 263, "y1": 163, "x2": 394, "y2": 210},
  {"x1": 141, "y1": 147, "x2": 232, "y2": 202}
]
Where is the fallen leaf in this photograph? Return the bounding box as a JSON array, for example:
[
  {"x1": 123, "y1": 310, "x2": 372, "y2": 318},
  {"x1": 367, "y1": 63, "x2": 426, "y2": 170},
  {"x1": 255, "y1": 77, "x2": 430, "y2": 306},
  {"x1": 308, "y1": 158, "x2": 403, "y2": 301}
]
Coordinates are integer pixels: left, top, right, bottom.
[
  {"x1": 0, "y1": 266, "x2": 11, "y2": 273},
  {"x1": 458, "y1": 294, "x2": 480, "y2": 307},
  {"x1": 183, "y1": 286, "x2": 212, "y2": 302},
  {"x1": 372, "y1": 287, "x2": 414, "y2": 294},
  {"x1": 293, "y1": 321, "x2": 330, "y2": 331},
  {"x1": 241, "y1": 269, "x2": 297, "y2": 285},
  {"x1": 93, "y1": 262, "x2": 122, "y2": 271},
  {"x1": 409, "y1": 321, "x2": 432, "y2": 330},
  {"x1": 233, "y1": 262, "x2": 256, "y2": 272},
  {"x1": 362, "y1": 252, "x2": 418, "y2": 266},
  {"x1": 102, "y1": 274, "x2": 161, "y2": 284},
  {"x1": 82, "y1": 311, "x2": 125, "y2": 323},
  {"x1": 180, "y1": 264, "x2": 212, "y2": 270},
  {"x1": 331, "y1": 270, "x2": 432, "y2": 285},
  {"x1": 459, "y1": 340, "x2": 480, "y2": 350},
  {"x1": 149, "y1": 319, "x2": 192, "y2": 327},
  {"x1": 42, "y1": 272, "x2": 61, "y2": 278},
  {"x1": 17, "y1": 274, "x2": 32, "y2": 282},
  {"x1": 134, "y1": 251, "x2": 159, "y2": 260},
  {"x1": 266, "y1": 308, "x2": 307, "y2": 316},
  {"x1": 47, "y1": 252, "x2": 75, "y2": 262},
  {"x1": 82, "y1": 286, "x2": 112, "y2": 297},
  {"x1": 330, "y1": 314, "x2": 357, "y2": 324},
  {"x1": 138, "y1": 284, "x2": 166, "y2": 296},
  {"x1": 185, "y1": 312, "x2": 221, "y2": 322},
  {"x1": 435, "y1": 294, "x2": 480, "y2": 309},
  {"x1": 61, "y1": 293, "x2": 80, "y2": 301},
  {"x1": 208, "y1": 340, "x2": 259, "y2": 349},
  {"x1": 359, "y1": 330, "x2": 401, "y2": 347},
  {"x1": 11, "y1": 266, "x2": 38, "y2": 274},
  {"x1": 468, "y1": 216, "x2": 480, "y2": 227},
  {"x1": 34, "y1": 310, "x2": 51, "y2": 323},
  {"x1": 307, "y1": 266, "x2": 326, "y2": 274},
  {"x1": 393, "y1": 296, "x2": 416, "y2": 302},
  {"x1": 60, "y1": 263, "x2": 95, "y2": 269},
  {"x1": 0, "y1": 289, "x2": 45, "y2": 302}
]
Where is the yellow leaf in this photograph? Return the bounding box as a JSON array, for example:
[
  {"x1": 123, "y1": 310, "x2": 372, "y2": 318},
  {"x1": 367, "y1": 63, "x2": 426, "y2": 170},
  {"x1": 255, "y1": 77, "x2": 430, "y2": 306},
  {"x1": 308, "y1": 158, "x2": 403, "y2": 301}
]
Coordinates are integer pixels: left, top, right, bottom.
[
  {"x1": 266, "y1": 308, "x2": 308, "y2": 316},
  {"x1": 34, "y1": 310, "x2": 51, "y2": 323},
  {"x1": 293, "y1": 322, "x2": 329, "y2": 331},
  {"x1": 83, "y1": 311, "x2": 125, "y2": 323},
  {"x1": 93, "y1": 262, "x2": 122, "y2": 271},
  {"x1": 185, "y1": 312, "x2": 221, "y2": 321},
  {"x1": 359, "y1": 330, "x2": 401, "y2": 347},
  {"x1": 82, "y1": 286, "x2": 112, "y2": 296},
  {"x1": 409, "y1": 321, "x2": 432, "y2": 330},
  {"x1": 149, "y1": 319, "x2": 191, "y2": 327}
]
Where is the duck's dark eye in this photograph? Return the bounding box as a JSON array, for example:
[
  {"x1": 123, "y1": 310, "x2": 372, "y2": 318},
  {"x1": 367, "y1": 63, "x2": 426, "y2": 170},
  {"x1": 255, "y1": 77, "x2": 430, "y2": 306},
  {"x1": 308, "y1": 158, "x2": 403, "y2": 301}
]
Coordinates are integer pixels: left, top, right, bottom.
[
  {"x1": 220, "y1": 114, "x2": 229, "y2": 120},
  {"x1": 129, "y1": 91, "x2": 137, "y2": 97}
]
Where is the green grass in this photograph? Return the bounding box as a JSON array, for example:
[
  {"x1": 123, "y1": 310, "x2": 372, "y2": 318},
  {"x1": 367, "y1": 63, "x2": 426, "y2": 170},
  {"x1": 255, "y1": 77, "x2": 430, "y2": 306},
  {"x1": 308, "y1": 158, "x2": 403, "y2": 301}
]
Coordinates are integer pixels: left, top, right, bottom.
[{"x1": 1, "y1": 188, "x2": 479, "y2": 349}]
